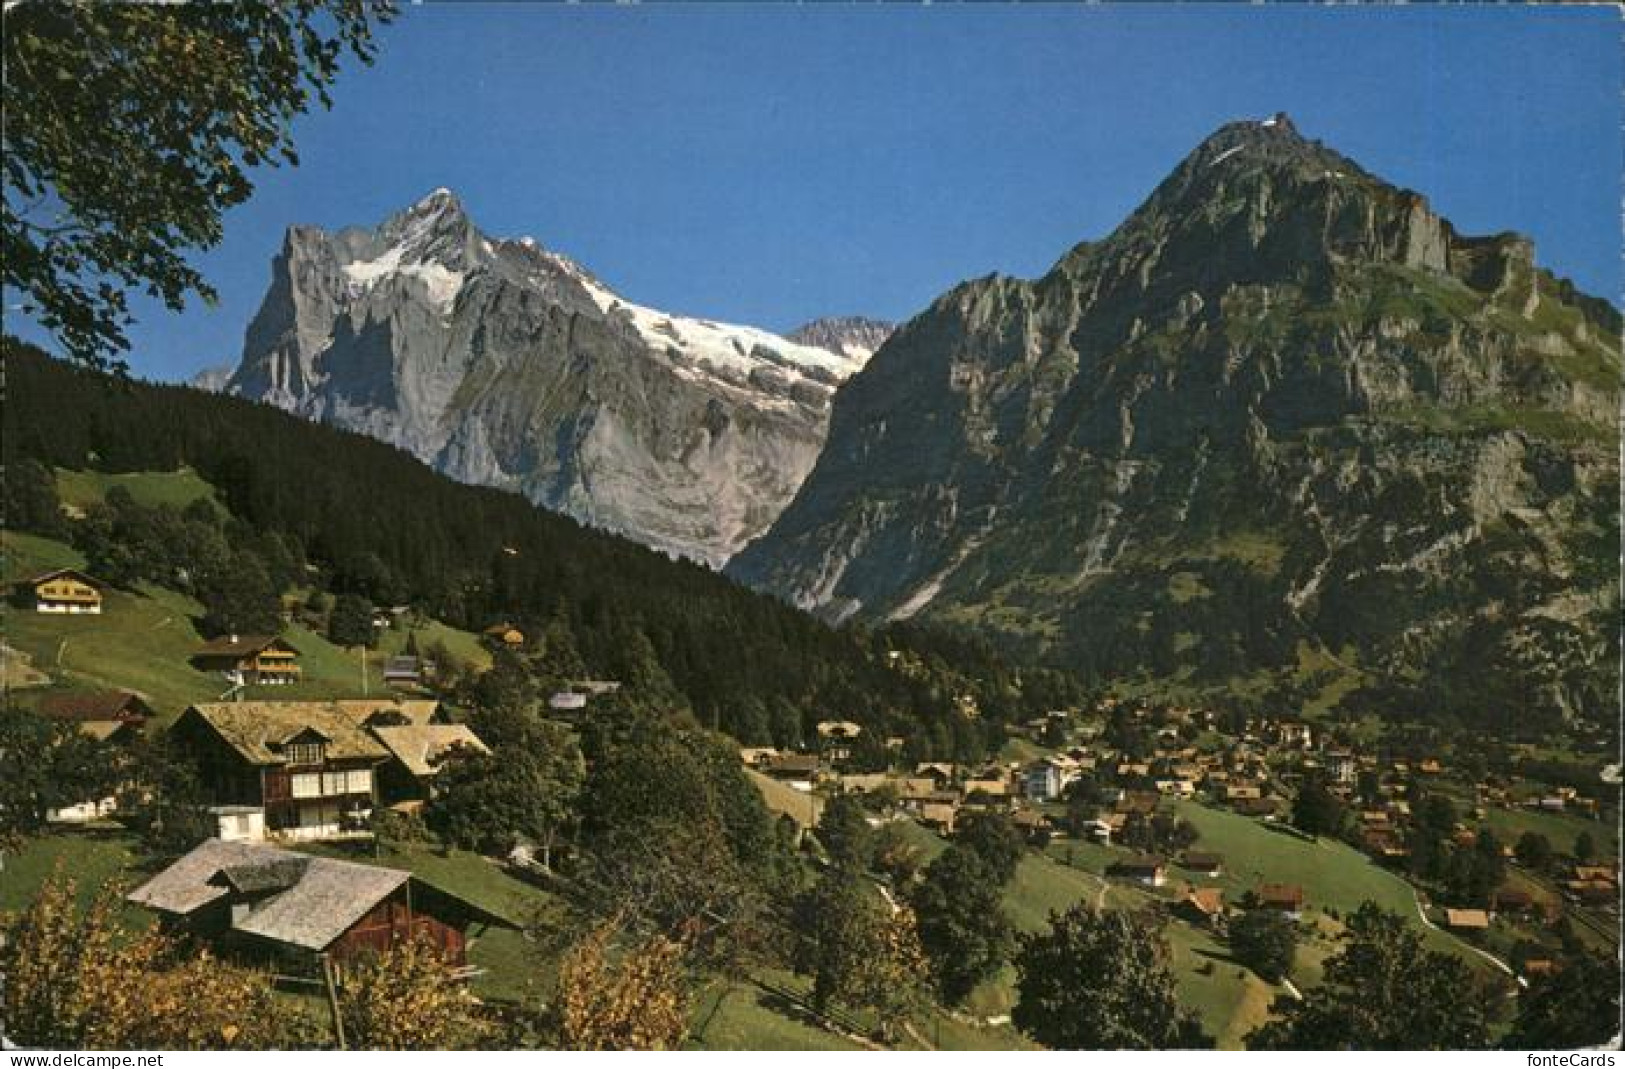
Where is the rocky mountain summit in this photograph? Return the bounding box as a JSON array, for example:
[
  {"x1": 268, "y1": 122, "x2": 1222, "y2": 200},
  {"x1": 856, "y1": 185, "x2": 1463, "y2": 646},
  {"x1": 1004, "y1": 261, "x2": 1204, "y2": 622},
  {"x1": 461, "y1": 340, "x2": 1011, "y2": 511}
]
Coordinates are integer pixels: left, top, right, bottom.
[
  {"x1": 223, "y1": 190, "x2": 873, "y2": 566},
  {"x1": 787, "y1": 316, "x2": 895, "y2": 363},
  {"x1": 730, "y1": 115, "x2": 1621, "y2": 728}
]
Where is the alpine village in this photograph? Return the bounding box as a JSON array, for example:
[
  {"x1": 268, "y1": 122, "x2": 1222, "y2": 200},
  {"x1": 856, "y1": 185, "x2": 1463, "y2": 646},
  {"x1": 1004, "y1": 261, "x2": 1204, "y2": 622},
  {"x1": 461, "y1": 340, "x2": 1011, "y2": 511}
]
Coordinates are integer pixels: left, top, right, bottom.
[{"x1": 1, "y1": 4, "x2": 1620, "y2": 1054}]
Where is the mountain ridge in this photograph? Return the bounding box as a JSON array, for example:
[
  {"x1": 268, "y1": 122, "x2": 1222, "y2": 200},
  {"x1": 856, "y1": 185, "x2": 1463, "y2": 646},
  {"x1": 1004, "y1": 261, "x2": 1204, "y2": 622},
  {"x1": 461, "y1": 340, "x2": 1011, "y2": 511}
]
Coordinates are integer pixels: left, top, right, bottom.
[
  {"x1": 223, "y1": 189, "x2": 876, "y2": 567},
  {"x1": 728, "y1": 114, "x2": 1620, "y2": 730}
]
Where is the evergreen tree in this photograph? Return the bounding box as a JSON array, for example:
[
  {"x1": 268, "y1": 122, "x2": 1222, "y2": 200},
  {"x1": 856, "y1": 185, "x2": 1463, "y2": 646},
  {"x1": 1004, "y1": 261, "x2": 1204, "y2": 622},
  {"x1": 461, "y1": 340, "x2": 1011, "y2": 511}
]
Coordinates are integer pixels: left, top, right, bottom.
[
  {"x1": 794, "y1": 866, "x2": 928, "y2": 1037},
  {"x1": 1291, "y1": 773, "x2": 1345, "y2": 837},
  {"x1": 328, "y1": 592, "x2": 376, "y2": 648}
]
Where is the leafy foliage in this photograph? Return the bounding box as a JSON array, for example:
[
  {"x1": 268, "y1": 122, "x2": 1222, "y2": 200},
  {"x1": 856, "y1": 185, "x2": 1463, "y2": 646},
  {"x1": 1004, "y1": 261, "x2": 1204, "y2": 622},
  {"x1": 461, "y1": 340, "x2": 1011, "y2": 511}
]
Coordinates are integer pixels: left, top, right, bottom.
[
  {"x1": 1247, "y1": 902, "x2": 1490, "y2": 1049},
  {"x1": 3, "y1": 2, "x2": 391, "y2": 369},
  {"x1": 1228, "y1": 908, "x2": 1298, "y2": 983},
  {"x1": 555, "y1": 921, "x2": 690, "y2": 1051},
  {"x1": 815, "y1": 792, "x2": 875, "y2": 870},
  {"x1": 1012, "y1": 905, "x2": 1206, "y2": 1049},
  {"x1": 338, "y1": 937, "x2": 487, "y2": 1049},
  {"x1": 951, "y1": 810, "x2": 1026, "y2": 886},
  {"x1": 1, "y1": 871, "x2": 310, "y2": 1049},
  {"x1": 907, "y1": 844, "x2": 1013, "y2": 1006},
  {"x1": 1503, "y1": 953, "x2": 1622, "y2": 1050}
]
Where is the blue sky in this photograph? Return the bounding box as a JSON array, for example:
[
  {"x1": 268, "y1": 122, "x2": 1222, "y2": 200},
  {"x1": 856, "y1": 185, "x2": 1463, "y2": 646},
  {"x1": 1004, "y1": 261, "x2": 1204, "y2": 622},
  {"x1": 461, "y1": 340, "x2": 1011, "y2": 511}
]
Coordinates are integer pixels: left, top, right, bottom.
[{"x1": 23, "y1": 4, "x2": 1622, "y2": 381}]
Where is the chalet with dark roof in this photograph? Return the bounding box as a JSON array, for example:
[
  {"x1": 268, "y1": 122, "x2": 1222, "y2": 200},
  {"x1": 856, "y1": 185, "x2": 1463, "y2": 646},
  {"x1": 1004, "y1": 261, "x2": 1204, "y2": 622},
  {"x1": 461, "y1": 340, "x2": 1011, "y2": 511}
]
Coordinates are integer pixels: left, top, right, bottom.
[
  {"x1": 26, "y1": 568, "x2": 105, "y2": 614},
  {"x1": 35, "y1": 689, "x2": 153, "y2": 743},
  {"x1": 192, "y1": 634, "x2": 302, "y2": 685}
]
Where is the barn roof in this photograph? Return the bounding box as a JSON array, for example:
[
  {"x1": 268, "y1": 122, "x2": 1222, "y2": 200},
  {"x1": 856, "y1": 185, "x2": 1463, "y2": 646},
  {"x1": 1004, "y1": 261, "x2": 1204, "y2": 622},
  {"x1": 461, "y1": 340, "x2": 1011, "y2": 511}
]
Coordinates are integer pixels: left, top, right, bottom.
[
  {"x1": 181, "y1": 702, "x2": 389, "y2": 766},
  {"x1": 35, "y1": 689, "x2": 153, "y2": 723},
  {"x1": 372, "y1": 724, "x2": 489, "y2": 779},
  {"x1": 127, "y1": 839, "x2": 408, "y2": 952}
]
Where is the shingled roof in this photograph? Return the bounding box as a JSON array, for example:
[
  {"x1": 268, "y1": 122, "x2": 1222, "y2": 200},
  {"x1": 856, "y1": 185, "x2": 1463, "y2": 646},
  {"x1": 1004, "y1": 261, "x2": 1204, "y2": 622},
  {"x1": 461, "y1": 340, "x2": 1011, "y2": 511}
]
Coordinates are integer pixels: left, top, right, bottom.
[
  {"x1": 181, "y1": 702, "x2": 390, "y2": 765},
  {"x1": 372, "y1": 723, "x2": 488, "y2": 779},
  {"x1": 128, "y1": 840, "x2": 408, "y2": 952},
  {"x1": 331, "y1": 699, "x2": 440, "y2": 728},
  {"x1": 36, "y1": 689, "x2": 153, "y2": 723}
]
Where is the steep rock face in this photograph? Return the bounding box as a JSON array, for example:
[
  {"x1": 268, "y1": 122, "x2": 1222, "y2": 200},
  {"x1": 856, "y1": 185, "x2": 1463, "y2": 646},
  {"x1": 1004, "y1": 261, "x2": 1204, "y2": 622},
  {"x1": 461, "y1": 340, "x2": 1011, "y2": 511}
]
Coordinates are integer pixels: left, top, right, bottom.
[
  {"x1": 226, "y1": 190, "x2": 871, "y2": 566},
  {"x1": 730, "y1": 116, "x2": 1621, "y2": 728}
]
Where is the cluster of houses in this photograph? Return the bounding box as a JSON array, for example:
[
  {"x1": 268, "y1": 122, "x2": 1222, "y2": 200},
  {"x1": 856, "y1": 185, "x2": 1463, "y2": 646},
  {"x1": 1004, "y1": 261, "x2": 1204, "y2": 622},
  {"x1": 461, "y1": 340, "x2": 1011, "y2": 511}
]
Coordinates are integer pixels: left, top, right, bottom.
[{"x1": 27, "y1": 690, "x2": 511, "y2": 979}]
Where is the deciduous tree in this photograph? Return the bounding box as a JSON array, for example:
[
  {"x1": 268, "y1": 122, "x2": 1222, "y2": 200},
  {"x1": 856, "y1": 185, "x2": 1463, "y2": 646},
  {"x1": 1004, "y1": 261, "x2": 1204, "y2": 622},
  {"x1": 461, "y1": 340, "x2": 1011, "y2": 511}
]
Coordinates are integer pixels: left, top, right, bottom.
[
  {"x1": 556, "y1": 921, "x2": 689, "y2": 1050},
  {"x1": 1503, "y1": 953, "x2": 1621, "y2": 1050},
  {"x1": 1229, "y1": 908, "x2": 1298, "y2": 983},
  {"x1": 1, "y1": 873, "x2": 307, "y2": 1049},
  {"x1": 1012, "y1": 905, "x2": 1205, "y2": 1049},
  {"x1": 908, "y1": 845, "x2": 1012, "y2": 1005},
  {"x1": 1248, "y1": 902, "x2": 1491, "y2": 1049},
  {"x1": 339, "y1": 937, "x2": 486, "y2": 1049},
  {"x1": 4, "y1": 2, "x2": 392, "y2": 369}
]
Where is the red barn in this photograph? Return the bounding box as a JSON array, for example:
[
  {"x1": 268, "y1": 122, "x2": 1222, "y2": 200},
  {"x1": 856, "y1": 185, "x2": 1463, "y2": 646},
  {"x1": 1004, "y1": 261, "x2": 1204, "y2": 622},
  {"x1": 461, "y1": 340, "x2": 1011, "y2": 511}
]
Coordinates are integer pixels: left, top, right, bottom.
[{"x1": 128, "y1": 839, "x2": 510, "y2": 974}]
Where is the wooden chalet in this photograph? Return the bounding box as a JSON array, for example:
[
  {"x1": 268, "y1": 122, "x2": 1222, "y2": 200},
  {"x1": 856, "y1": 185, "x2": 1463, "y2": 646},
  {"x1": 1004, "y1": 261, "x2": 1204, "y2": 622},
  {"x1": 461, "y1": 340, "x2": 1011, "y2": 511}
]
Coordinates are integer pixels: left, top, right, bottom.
[
  {"x1": 128, "y1": 839, "x2": 510, "y2": 974},
  {"x1": 36, "y1": 689, "x2": 153, "y2": 822},
  {"x1": 1181, "y1": 886, "x2": 1226, "y2": 930},
  {"x1": 371, "y1": 723, "x2": 489, "y2": 805},
  {"x1": 1256, "y1": 883, "x2": 1305, "y2": 916},
  {"x1": 27, "y1": 568, "x2": 104, "y2": 614},
  {"x1": 192, "y1": 634, "x2": 302, "y2": 685},
  {"x1": 1181, "y1": 851, "x2": 1225, "y2": 877},
  {"x1": 1108, "y1": 855, "x2": 1168, "y2": 887},
  {"x1": 170, "y1": 701, "x2": 390, "y2": 841},
  {"x1": 35, "y1": 688, "x2": 153, "y2": 743}
]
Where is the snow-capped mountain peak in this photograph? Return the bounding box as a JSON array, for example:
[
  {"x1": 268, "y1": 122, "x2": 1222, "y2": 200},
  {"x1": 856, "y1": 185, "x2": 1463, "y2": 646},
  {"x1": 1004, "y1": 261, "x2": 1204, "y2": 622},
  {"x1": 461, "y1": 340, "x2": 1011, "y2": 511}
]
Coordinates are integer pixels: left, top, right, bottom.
[{"x1": 222, "y1": 188, "x2": 886, "y2": 566}]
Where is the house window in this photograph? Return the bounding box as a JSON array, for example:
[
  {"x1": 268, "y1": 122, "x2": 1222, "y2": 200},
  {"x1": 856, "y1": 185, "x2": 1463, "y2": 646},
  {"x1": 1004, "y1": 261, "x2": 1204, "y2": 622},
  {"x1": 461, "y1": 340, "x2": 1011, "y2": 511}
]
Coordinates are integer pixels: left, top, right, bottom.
[
  {"x1": 290, "y1": 773, "x2": 322, "y2": 799},
  {"x1": 286, "y1": 741, "x2": 324, "y2": 766}
]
